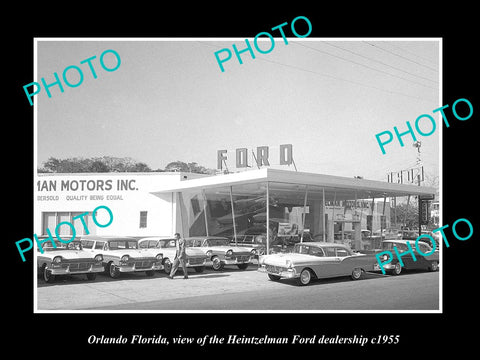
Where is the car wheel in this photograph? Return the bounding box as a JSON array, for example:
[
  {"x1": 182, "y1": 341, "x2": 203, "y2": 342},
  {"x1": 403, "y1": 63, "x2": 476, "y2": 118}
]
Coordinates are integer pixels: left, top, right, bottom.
[
  {"x1": 194, "y1": 266, "x2": 205, "y2": 273},
  {"x1": 429, "y1": 261, "x2": 439, "y2": 272},
  {"x1": 351, "y1": 267, "x2": 363, "y2": 280},
  {"x1": 268, "y1": 274, "x2": 281, "y2": 281},
  {"x1": 108, "y1": 262, "x2": 121, "y2": 279},
  {"x1": 145, "y1": 270, "x2": 155, "y2": 277},
  {"x1": 390, "y1": 262, "x2": 402, "y2": 275},
  {"x1": 297, "y1": 268, "x2": 313, "y2": 286},
  {"x1": 212, "y1": 256, "x2": 224, "y2": 271},
  {"x1": 86, "y1": 273, "x2": 97, "y2": 281},
  {"x1": 163, "y1": 259, "x2": 172, "y2": 275},
  {"x1": 42, "y1": 265, "x2": 55, "y2": 283},
  {"x1": 237, "y1": 263, "x2": 249, "y2": 270}
]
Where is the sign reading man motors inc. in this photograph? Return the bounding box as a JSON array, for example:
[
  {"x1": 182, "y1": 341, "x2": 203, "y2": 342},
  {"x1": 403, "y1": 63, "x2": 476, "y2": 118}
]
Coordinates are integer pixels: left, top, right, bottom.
[{"x1": 217, "y1": 144, "x2": 294, "y2": 171}]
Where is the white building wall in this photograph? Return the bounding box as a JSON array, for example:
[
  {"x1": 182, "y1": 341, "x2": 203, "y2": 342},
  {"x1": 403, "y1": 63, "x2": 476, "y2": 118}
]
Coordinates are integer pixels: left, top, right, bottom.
[{"x1": 34, "y1": 172, "x2": 202, "y2": 238}]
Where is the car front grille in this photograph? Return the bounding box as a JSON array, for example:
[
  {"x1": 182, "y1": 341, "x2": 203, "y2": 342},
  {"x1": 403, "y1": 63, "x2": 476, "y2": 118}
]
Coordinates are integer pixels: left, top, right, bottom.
[
  {"x1": 235, "y1": 255, "x2": 250, "y2": 262},
  {"x1": 188, "y1": 257, "x2": 204, "y2": 265},
  {"x1": 68, "y1": 262, "x2": 92, "y2": 271},
  {"x1": 266, "y1": 265, "x2": 286, "y2": 274},
  {"x1": 134, "y1": 261, "x2": 154, "y2": 269}
]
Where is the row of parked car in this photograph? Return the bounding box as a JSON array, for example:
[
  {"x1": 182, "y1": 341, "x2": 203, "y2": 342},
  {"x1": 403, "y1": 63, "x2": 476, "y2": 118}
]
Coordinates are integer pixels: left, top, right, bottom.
[
  {"x1": 259, "y1": 239, "x2": 439, "y2": 286},
  {"x1": 37, "y1": 235, "x2": 258, "y2": 283},
  {"x1": 37, "y1": 235, "x2": 440, "y2": 286}
]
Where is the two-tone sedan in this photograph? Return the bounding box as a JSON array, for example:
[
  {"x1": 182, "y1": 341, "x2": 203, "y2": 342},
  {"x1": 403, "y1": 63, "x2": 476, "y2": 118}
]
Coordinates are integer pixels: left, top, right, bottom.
[
  {"x1": 185, "y1": 236, "x2": 254, "y2": 271},
  {"x1": 259, "y1": 242, "x2": 377, "y2": 286},
  {"x1": 373, "y1": 239, "x2": 439, "y2": 275},
  {"x1": 138, "y1": 237, "x2": 208, "y2": 274},
  {"x1": 80, "y1": 236, "x2": 163, "y2": 278},
  {"x1": 37, "y1": 240, "x2": 104, "y2": 283}
]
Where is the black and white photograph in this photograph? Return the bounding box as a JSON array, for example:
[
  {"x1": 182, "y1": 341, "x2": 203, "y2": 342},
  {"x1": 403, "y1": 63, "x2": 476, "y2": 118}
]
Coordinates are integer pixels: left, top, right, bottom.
[
  {"x1": 6, "y1": 5, "x2": 478, "y2": 356},
  {"x1": 32, "y1": 37, "x2": 442, "y2": 312}
]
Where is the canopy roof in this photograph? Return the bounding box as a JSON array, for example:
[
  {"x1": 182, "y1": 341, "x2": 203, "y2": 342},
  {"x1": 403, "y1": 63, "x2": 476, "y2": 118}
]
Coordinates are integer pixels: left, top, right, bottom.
[{"x1": 151, "y1": 168, "x2": 436, "y2": 200}]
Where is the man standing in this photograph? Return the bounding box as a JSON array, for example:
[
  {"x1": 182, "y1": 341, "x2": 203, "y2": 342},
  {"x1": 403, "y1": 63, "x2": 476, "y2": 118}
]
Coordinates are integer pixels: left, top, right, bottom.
[{"x1": 169, "y1": 233, "x2": 188, "y2": 279}]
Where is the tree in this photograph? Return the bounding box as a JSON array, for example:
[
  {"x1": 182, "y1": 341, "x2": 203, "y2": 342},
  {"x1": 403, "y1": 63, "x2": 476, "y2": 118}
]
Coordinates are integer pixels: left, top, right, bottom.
[
  {"x1": 390, "y1": 202, "x2": 419, "y2": 229},
  {"x1": 38, "y1": 156, "x2": 153, "y2": 173},
  {"x1": 164, "y1": 161, "x2": 190, "y2": 172},
  {"x1": 88, "y1": 160, "x2": 110, "y2": 173},
  {"x1": 38, "y1": 156, "x2": 215, "y2": 174},
  {"x1": 164, "y1": 161, "x2": 215, "y2": 174}
]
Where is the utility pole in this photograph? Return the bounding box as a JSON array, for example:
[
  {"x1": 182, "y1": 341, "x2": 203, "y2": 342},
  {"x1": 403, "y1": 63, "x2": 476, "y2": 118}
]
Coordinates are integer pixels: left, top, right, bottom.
[{"x1": 413, "y1": 141, "x2": 422, "y2": 237}]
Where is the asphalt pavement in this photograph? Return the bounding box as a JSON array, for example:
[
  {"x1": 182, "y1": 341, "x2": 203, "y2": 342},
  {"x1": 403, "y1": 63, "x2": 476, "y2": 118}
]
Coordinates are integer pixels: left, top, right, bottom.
[{"x1": 36, "y1": 264, "x2": 440, "y2": 311}]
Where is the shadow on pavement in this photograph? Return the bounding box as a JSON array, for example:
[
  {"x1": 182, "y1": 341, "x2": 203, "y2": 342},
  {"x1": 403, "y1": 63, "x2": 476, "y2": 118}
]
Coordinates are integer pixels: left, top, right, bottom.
[{"x1": 36, "y1": 269, "x2": 238, "y2": 287}]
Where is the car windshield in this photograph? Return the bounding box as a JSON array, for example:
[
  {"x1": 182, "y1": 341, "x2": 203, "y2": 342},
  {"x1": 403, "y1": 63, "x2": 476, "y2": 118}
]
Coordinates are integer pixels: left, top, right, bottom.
[
  {"x1": 157, "y1": 239, "x2": 176, "y2": 248},
  {"x1": 385, "y1": 229, "x2": 400, "y2": 235},
  {"x1": 417, "y1": 242, "x2": 433, "y2": 253},
  {"x1": 204, "y1": 239, "x2": 229, "y2": 246},
  {"x1": 42, "y1": 241, "x2": 82, "y2": 251},
  {"x1": 81, "y1": 240, "x2": 94, "y2": 249},
  {"x1": 108, "y1": 240, "x2": 138, "y2": 249},
  {"x1": 294, "y1": 244, "x2": 325, "y2": 257},
  {"x1": 185, "y1": 239, "x2": 196, "y2": 247},
  {"x1": 383, "y1": 242, "x2": 410, "y2": 252}
]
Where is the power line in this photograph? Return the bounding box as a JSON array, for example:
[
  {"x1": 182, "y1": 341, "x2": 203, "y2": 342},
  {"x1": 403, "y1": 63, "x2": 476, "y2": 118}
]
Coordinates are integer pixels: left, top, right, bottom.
[
  {"x1": 196, "y1": 41, "x2": 435, "y2": 102},
  {"x1": 257, "y1": 57, "x2": 434, "y2": 102},
  {"x1": 321, "y1": 41, "x2": 438, "y2": 84},
  {"x1": 387, "y1": 42, "x2": 438, "y2": 68},
  {"x1": 293, "y1": 42, "x2": 437, "y2": 90},
  {"x1": 364, "y1": 42, "x2": 438, "y2": 72}
]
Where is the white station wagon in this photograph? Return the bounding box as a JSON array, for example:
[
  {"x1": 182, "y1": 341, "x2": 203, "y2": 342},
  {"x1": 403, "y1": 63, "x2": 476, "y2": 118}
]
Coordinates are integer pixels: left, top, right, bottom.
[
  {"x1": 37, "y1": 240, "x2": 104, "y2": 283},
  {"x1": 138, "y1": 237, "x2": 208, "y2": 274},
  {"x1": 80, "y1": 236, "x2": 163, "y2": 278},
  {"x1": 185, "y1": 236, "x2": 254, "y2": 271}
]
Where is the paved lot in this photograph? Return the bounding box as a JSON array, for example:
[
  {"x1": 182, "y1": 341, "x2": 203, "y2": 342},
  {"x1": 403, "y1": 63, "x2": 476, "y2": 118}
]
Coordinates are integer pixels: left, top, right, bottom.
[{"x1": 36, "y1": 263, "x2": 440, "y2": 311}]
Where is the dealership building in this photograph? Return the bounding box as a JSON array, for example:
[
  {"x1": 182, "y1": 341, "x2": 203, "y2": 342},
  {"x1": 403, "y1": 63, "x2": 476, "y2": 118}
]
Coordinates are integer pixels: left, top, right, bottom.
[{"x1": 35, "y1": 168, "x2": 436, "y2": 252}]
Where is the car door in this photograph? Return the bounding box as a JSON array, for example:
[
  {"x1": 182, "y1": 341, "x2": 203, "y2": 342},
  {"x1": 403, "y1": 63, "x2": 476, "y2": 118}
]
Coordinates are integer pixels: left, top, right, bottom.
[
  {"x1": 312, "y1": 246, "x2": 343, "y2": 278},
  {"x1": 394, "y1": 242, "x2": 417, "y2": 269},
  {"x1": 414, "y1": 242, "x2": 438, "y2": 269},
  {"x1": 334, "y1": 247, "x2": 358, "y2": 276}
]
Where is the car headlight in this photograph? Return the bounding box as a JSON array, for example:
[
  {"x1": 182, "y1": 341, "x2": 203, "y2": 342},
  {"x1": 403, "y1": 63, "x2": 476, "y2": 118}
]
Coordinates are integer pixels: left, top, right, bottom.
[
  {"x1": 94, "y1": 254, "x2": 103, "y2": 262},
  {"x1": 285, "y1": 259, "x2": 293, "y2": 268},
  {"x1": 226, "y1": 250, "x2": 233, "y2": 257},
  {"x1": 53, "y1": 256, "x2": 62, "y2": 264},
  {"x1": 156, "y1": 254, "x2": 163, "y2": 261},
  {"x1": 121, "y1": 255, "x2": 130, "y2": 263},
  {"x1": 250, "y1": 249, "x2": 257, "y2": 256},
  {"x1": 382, "y1": 254, "x2": 388, "y2": 261}
]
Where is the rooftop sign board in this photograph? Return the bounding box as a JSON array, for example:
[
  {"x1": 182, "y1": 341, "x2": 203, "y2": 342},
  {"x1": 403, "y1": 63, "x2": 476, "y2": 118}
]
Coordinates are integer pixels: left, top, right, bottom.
[{"x1": 217, "y1": 144, "x2": 294, "y2": 171}]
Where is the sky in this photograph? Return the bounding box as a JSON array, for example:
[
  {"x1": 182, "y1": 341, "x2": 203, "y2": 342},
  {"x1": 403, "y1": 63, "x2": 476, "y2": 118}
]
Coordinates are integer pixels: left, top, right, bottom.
[{"x1": 35, "y1": 38, "x2": 440, "y2": 184}]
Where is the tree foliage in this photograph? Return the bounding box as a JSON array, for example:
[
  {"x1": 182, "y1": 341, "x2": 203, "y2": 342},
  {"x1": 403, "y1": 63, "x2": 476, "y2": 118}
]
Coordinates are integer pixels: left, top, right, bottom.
[
  {"x1": 164, "y1": 161, "x2": 216, "y2": 174},
  {"x1": 38, "y1": 156, "x2": 153, "y2": 173},
  {"x1": 38, "y1": 157, "x2": 215, "y2": 174},
  {"x1": 390, "y1": 202, "x2": 419, "y2": 229}
]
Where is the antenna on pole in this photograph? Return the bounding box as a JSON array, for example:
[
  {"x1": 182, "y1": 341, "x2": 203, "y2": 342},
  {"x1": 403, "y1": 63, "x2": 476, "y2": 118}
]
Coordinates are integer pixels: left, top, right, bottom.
[{"x1": 413, "y1": 141, "x2": 423, "y2": 184}]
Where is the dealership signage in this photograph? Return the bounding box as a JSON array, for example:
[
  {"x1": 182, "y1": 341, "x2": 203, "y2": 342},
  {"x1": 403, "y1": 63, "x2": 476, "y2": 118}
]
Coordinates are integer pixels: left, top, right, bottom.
[
  {"x1": 217, "y1": 144, "x2": 294, "y2": 171},
  {"x1": 387, "y1": 166, "x2": 424, "y2": 184},
  {"x1": 36, "y1": 177, "x2": 139, "y2": 202}
]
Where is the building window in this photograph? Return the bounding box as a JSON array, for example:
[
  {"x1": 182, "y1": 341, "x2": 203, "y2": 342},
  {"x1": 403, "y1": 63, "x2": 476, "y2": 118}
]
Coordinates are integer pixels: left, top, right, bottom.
[
  {"x1": 191, "y1": 196, "x2": 201, "y2": 216},
  {"x1": 140, "y1": 211, "x2": 148, "y2": 228},
  {"x1": 42, "y1": 211, "x2": 92, "y2": 236},
  {"x1": 42, "y1": 212, "x2": 56, "y2": 235}
]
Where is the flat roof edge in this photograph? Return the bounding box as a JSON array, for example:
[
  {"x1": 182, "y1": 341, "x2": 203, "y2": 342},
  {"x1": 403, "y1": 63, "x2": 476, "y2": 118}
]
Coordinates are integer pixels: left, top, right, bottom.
[{"x1": 150, "y1": 168, "x2": 435, "y2": 196}]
